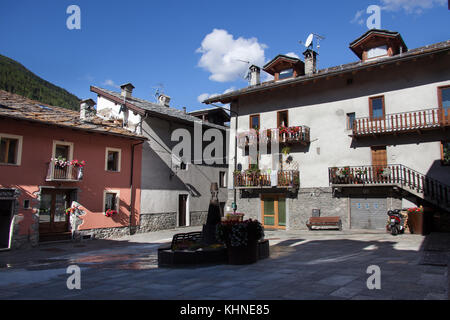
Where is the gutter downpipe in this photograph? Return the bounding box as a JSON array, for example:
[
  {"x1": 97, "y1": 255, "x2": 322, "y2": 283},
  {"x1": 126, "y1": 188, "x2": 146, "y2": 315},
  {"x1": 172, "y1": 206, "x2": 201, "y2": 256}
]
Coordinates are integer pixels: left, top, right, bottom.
[
  {"x1": 208, "y1": 102, "x2": 239, "y2": 213},
  {"x1": 129, "y1": 113, "x2": 147, "y2": 235}
]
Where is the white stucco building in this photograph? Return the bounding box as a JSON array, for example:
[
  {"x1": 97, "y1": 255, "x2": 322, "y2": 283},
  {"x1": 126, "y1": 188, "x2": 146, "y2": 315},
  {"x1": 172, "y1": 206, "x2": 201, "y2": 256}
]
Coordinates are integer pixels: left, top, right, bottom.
[{"x1": 204, "y1": 29, "x2": 450, "y2": 232}]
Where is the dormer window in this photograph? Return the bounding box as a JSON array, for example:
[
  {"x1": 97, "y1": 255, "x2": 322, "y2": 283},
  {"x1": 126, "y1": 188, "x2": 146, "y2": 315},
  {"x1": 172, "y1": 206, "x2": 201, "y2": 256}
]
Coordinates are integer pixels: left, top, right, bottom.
[
  {"x1": 279, "y1": 68, "x2": 294, "y2": 80},
  {"x1": 367, "y1": 45, "x2": 388, "y2": 59}
]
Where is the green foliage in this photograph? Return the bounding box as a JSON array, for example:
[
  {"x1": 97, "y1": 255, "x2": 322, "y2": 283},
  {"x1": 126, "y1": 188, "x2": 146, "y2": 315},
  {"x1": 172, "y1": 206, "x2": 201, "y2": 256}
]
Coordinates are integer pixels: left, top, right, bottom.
[{"x1": 0, "y1": 54, "x2": 80, "y2": 110}]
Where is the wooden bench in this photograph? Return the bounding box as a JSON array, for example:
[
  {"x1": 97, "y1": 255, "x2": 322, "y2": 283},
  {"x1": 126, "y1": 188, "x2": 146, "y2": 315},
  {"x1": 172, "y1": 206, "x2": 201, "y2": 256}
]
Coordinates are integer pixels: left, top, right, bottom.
[{"x1": 306, "y1": 216, "x2": 342, "y2": 231}]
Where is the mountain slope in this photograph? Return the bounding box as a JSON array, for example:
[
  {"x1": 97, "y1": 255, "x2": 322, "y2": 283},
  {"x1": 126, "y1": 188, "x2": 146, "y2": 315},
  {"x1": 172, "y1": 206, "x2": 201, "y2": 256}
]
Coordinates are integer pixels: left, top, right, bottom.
[{"x1": 0, "y1": 54, "x2": 80, "y2": 110}]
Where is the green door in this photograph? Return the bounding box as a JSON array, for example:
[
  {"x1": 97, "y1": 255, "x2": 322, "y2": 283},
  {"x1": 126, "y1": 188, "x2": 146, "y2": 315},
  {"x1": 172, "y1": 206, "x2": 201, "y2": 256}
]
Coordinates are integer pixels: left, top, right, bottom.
[{"x1": 261, "y1": 195, "x2": 286, "y2": 229}]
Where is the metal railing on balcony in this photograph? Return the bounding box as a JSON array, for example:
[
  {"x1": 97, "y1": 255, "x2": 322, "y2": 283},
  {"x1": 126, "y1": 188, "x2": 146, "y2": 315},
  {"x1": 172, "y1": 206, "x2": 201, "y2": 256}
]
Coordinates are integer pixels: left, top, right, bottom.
[
  {"x1": 328, "y1": 164, "x2": 450, "y2": 207},
  {"x1": 237, "y1": 126, "x2": 310, "y2": 148},
  {"x1": 234, "y1": 170, "x2": 300, "y2": 189},
  {"x1": 46, "y1": 162, "x2": 83, "y2": 182},
  {"x1": 352, "y1": 108, "x2": 450, "y2": 136}
]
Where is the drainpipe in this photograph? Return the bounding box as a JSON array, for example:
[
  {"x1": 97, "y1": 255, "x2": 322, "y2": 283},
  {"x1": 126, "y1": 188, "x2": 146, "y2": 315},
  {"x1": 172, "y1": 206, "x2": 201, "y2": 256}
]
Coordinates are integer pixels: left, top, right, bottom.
[{"x1": 129, "y1": 138, "x2": 145, "y2": 235}]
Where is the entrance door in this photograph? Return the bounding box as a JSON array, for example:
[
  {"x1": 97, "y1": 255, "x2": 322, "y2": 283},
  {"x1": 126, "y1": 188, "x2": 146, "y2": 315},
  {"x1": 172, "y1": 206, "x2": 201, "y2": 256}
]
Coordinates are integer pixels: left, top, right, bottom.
[
  {"x1": 261, "y1": 195, "x2": 286, "y2": 230},
  {"x1": 178, "y1": 194, "x2": 187, "y2": 227},
  {"x1": 39, "y1": 189, "x2": 71, "y2": 236},
  {"x1": 371, "y1": 146, "x2": 387, "y2": 180},
  {"x1": 0, "y1": 200, "x2": 13, "y2": 249}
]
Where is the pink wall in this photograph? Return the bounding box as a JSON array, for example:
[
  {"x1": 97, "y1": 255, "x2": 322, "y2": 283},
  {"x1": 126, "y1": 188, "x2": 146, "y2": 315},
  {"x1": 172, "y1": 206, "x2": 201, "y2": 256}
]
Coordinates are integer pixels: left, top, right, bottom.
[{"x1": 0, "y1": 118, "x2": 143, "y2": 235}]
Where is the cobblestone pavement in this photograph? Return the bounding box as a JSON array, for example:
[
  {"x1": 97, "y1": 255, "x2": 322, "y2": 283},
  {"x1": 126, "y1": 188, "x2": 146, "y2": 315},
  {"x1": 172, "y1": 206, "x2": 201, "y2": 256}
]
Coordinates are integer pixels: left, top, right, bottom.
[{"x1": 0, "y1": 227, "x2": 448, "y2": 300}]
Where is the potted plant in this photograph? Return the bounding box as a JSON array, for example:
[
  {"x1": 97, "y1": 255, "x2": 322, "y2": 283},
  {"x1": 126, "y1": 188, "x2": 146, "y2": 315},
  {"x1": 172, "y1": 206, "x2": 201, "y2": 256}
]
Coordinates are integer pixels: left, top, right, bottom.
[
  {"x1": 407, "y1": 206, "x2": 424, "y2": 234},
  {"x1": 105, "y1": 209, "x2": 118, "y2": 217},
  {"x1": 216, "y1": 219, "x2": 264, "y2": 265}
]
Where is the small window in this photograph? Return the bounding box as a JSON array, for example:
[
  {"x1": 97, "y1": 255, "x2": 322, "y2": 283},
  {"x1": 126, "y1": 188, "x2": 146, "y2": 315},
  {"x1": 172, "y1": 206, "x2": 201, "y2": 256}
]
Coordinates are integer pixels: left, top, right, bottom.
[
  {"x1": 277, "y1": 111, "x2": 289, "y2": 128},
  {"x1": 347, "y1": 113, "x2": 356, "y2": 130},
  {"x1": 104, "y1": 191, "x2": 119, "y2": 212},
  {"x1": 438, "y1": 86, "x2": 450, "y2": 116},
  {"x1": 369, "y1": 96, "x2": 385, "y2": 120},
  {"x1": 23, "y1": 200, "x2": 30, "y2": 209},
  {"x1": 180, "y1": 161, "x2": 187, "y2": 170},
  {"x1": 441, "y1": 141, "x2": 450, "y2": 166},
  {"x1": 219, "y1": 171, "x2": 226, "y2": 188},
  {"x1": 250, "y1": 114, "x2": 260, "y2": 130},
  {"x1": 106, "y1": 148, "x2": 121, "y2": 172},
  {"x1": 0, "y1": 134, "x2": 22, "y2": 165},
  {"x1": 279, "y1": 68, "x2": 294, "y2": 80}
]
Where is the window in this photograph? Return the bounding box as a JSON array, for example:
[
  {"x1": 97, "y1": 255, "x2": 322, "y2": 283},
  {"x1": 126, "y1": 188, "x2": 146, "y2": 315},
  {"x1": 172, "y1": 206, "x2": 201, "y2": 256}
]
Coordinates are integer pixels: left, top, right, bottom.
[
  {"x1": 52, "y1": 140, "x2": 73, "y2": 162},
  {"x1": 347, "y1": 113, "x2": 356, "y2": 130},
  {"x1": 369, "y1": 96, "x2": 385, "y2": 120},
  {"x1": 277, "y1": 110, "x2": 289, "y2": 128},
  {"x1": 104, "y1": 190, "x2": 119, "y2": 212},
  {"x1": 441, "y1": 141, "x2": 450, "y2": 166},
  {"x1": 105, "y1": 148, "x2": 121, "y2": 172},
  {"x1": 438, "y1": 86, "x2": 450, "y2": 116},
  {"x1": 279, "y1": 68, "x2": 294, "y2": 80},
  {"x1": 23, "y1": 200, "x2": 30, "y2": 209},
  {"x1": 0, "y1": 134, "x2": 23, "y2": 165},
  {"x1": 367, "y1": 45, "x2": 388, "y2": 59},
  {"x1": 219, "y1": 171, "x2": 226, "y2": 188},
  {"x1": 249, "y1": 114, "x2": 260, "y2": 130}
]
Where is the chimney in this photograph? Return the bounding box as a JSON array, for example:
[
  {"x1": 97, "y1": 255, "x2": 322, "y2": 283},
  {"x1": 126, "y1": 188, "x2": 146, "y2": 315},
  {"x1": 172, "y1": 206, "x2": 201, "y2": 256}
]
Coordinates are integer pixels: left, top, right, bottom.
[
  {"x1": 182, "y1": 107, "x2": 187, "y2": 114},
  {"x1": 158, "y1": 94, "x2": 171, "y2": 107},
  {"x1": 249, "y1": 65, "x2": 261, "y2": 86},
  {"x1": 80, "y1": 99, "x2": 96, "y2": 120},
  {"x1": 120, "y1": 83, "x2": 135, "y2": 99},
  {"x1": 303, "y1": 49, "x2": 318, "y2": 75}
]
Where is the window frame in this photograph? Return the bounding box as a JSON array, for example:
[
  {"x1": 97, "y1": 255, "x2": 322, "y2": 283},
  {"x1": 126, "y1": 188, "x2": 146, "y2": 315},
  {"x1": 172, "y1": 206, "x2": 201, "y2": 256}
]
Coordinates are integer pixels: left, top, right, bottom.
[
  {"x1": 369, "y1": 95, "x2": 386, "y2": 120},
  {"x1": 249, "y1": 114, "x2": 260, "y2": 130},
  {"x1": 438, "y1": 85, "x2": 450, "y2": 115},
  {"x1": 0, "y1": 133, "x2": 23, "y2": 166},
  {"x1": 52, "y1": 140, "x2": 74, "y2": 162},
  {"x1": 103, "y1": 189, "x2": 120, "y2": 213},
  {"x1": 105, "y1": 147, "x2": 122, "y2": 172},
  {"x1": 277, "y1": 110, "x2": 289, "y2": 128},
  {"x1": 346, "y1": 112, "x2": 356, "y2": 130}
]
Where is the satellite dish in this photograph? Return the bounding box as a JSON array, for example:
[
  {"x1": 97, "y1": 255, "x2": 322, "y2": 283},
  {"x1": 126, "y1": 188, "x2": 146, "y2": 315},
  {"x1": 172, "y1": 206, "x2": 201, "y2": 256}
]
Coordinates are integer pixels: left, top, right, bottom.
[{"x1": 305, "y1": 34, "x2": 314, "y2": 48}]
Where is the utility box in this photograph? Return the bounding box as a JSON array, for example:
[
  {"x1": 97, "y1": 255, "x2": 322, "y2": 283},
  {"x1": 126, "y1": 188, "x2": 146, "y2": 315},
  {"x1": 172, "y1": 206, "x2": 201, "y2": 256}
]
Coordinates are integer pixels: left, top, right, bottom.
[{"x1": 312, "y1": 209, "x2": 320, "y2": 217}]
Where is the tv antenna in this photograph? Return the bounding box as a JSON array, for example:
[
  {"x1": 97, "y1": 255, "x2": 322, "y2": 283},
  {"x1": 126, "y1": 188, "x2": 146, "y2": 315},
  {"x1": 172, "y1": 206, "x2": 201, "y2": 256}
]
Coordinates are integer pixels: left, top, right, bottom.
[
  {"x1": 299, "y1": 33, "x2": 325, "y2": 70},
  {"x1": 152, "y1": 83, "x2": 165, "y2": 102}
]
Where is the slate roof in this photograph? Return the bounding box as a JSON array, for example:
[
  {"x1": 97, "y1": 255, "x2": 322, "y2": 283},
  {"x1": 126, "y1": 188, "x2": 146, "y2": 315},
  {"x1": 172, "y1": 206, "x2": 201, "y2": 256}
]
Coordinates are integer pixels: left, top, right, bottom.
[
  {"x1": 0, "y1": 90, "x2": 146, "y2": 140},
  {"x1": 204, "y1": 39, "x2": 450, "y2": 104},
  {"x1": 91, "y1": 86, "x2": 228, "y2": 130}
]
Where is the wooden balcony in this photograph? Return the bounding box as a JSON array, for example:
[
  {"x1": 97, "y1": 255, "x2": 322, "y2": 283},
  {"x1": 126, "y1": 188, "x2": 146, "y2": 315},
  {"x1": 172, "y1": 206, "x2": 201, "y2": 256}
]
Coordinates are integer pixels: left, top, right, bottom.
[
  {"x1": 352, "y1": 108, "x2": 450, "y2": 137},
  {"x1": 234, "y1": 170, "x2": 300, "y2": 189},
  {"x1": 46, "y1": 163, "x2": 83, "y2": 182},
  {"x1": 237, "y1": 126, "x2": 310, "y2": 148},
  {"x1": 329, "y1": 164, "x2": 450, "y2": 209}
]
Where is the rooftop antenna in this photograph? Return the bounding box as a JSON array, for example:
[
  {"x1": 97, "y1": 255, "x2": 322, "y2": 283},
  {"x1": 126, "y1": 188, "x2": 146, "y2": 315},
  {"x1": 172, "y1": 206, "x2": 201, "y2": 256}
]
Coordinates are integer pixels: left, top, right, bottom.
[
  {"x1": 152, "y1": 83, "x2": 165, "y2": 103},
  {"x1": 299, "y1": 33, "x2": 325, "y2": 71}
]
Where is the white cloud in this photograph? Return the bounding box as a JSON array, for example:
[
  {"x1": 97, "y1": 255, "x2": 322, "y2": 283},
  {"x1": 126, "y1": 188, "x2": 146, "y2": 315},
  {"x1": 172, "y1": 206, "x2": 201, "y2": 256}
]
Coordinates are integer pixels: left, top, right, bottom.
[
  {"x1": 284, "y1": 52, "x2": 300, "y2": 59},
  {"x1": 103, "y1": 79, "x2": 120, "y2": 89},
  {"x1": 380, "y1": 0, "x2": 446, "y2": 13},
  {"x1": 196, "y1": 29, "x2": 267, "y2": 83},
  {"x1": 350, "y1": 9, "x2": 365, "y2": 25}
]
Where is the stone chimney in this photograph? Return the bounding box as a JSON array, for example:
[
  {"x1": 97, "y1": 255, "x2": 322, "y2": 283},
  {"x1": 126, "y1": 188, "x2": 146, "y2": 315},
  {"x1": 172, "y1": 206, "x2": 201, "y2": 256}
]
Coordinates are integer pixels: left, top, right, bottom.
[
  {"x1": 120, "y1": 83, "x2": 135, "y2": 99},
  {"x1": 249, "y1": 65, "x2": 261, "y2": 86},
  {"x1": 80, "y1": 99, "x2": 96, "y2": 120},
  {"x1": 303, "y1": 49, "x2": 318, "y2": 75},
  {"x1": 158, "y1": 94, "x2": 171, "y2": 107}
]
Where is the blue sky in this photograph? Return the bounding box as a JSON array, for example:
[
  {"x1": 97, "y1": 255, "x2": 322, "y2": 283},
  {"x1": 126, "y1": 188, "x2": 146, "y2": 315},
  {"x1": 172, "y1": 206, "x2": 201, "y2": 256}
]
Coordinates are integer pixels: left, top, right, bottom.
[{"x1": 0, "y1": 0, "x2": 448, "y2": 111}]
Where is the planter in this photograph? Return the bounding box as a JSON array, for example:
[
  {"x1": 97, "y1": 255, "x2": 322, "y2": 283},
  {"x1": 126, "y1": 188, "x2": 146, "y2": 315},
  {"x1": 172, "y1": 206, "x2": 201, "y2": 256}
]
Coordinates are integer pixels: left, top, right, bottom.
[
  {"x1": 225, "y1": 213, "x2": 244, "y2": 222},
  {"x1": 227, "y1": 239, "x2": 258, "y2": 265},
  {"x1": 407, "y1": 212, "x2": 424, "y2": 235}
]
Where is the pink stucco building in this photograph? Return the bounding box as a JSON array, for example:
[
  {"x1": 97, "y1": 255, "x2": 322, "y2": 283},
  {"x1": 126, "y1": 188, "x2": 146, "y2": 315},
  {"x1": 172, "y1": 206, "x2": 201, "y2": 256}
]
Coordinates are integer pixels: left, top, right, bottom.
[{"x1": 0, "y1": 90, "x2": 145, "y2": 249}]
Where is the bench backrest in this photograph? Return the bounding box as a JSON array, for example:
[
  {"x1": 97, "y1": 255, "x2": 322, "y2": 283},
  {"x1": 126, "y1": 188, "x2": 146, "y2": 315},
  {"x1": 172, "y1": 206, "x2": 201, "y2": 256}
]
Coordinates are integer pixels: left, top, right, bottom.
[{"x1": 309, "y1": 216, "x2": 341, "y2": 223}]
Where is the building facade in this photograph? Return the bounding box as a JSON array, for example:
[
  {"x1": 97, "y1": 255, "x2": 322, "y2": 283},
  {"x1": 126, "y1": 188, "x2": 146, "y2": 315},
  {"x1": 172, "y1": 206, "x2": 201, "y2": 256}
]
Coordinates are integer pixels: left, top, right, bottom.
[
  {"x1": 0, "y1": 91, "x2": 145, "y2": 249},
  {"x1": 92, "y1": 85, "x2": 229, "y2": 232},
  {"x1": 204, "y1": 29, "x2": 450, "y2": 231}
]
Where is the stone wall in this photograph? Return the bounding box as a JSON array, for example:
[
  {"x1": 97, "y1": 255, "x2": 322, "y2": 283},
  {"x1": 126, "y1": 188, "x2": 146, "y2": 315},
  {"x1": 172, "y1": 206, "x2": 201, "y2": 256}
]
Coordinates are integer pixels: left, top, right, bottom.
[
  {"x1": 190, "y1": 210, "x2": 208, "y2": 227},
  {"x1": 136, "y1": 212, "x2": 177, "y2": 233},
  {"x1": 76, "y1": 226, "x2": 130, "y2": 240}
]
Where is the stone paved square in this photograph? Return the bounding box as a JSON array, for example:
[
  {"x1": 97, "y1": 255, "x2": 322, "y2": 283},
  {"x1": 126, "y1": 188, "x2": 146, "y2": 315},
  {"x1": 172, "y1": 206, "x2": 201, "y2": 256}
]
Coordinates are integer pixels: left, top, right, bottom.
[{"x1": 0, "y1": 227, "x2": 448, "y2": 300}]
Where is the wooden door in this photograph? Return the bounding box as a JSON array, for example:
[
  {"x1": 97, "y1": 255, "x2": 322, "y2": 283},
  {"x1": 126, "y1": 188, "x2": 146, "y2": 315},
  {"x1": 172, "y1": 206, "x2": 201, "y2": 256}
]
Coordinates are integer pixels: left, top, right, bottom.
[
  {"x1": 371, "y1": 146, "x2": 387, "y2": 180},
  {"x1": 39, "y1": 189, "x2": 71, "y2": 234},
  {"x1": 178, "y1": 195, "x2": 187, "y2": 227},
  {"x1": 261, "y1": 195, "x2": 286, "y2": 230}
]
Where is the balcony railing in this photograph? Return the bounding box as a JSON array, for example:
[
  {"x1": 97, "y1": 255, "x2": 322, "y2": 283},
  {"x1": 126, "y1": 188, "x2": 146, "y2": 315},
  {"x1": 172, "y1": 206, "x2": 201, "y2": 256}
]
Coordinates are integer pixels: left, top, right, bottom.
[
  {"x1": 329, "y1": 164, "x2": 450, "y2": 207},
  {"x1": 352, "y1": 108, "x2": 450, "y2": 137},
  {"x1": 46, "y1": 162, "x2": 83, "y2": 182},
  {"x1": 234, "y1": 170, "x2": 300, "y2": 189},
  {"x1": 237, "y1": 126, "x2": 310, "y2": 148}
]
